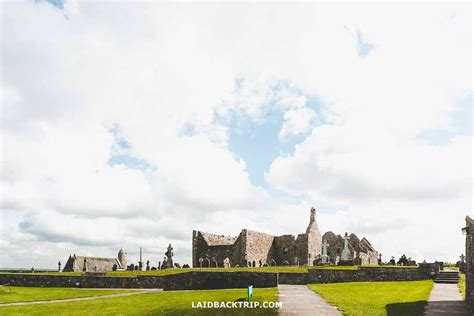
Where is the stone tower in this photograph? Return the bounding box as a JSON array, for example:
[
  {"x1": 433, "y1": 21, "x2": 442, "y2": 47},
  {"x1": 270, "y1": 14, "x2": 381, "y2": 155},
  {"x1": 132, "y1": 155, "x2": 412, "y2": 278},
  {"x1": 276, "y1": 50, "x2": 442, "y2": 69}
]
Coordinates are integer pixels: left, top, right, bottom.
[
  {"x1": 118, "y1": 247, "x2": 127, "y2": 268},
  {"x1": 306, "y1": 207, "x2": 322, "y2": 265}
]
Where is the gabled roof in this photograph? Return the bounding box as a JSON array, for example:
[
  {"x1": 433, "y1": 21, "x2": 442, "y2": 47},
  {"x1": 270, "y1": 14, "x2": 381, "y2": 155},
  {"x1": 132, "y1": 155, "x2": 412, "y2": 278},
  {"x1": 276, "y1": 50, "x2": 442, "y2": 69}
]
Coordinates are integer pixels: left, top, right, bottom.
[
  {"x1": 199, "y1": 231, "x2": 237, "y2": 246},
  {"x1": 63, "y1": 255, "x2": 122, "y2": 272}
]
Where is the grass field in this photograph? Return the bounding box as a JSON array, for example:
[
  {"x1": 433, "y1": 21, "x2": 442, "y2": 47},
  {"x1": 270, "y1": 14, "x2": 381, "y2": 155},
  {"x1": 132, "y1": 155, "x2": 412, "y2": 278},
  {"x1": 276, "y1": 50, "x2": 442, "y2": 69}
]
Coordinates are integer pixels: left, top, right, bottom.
[
  {"x1": 459, "y1": 273, "x2": 466, "y2": 298},
  {"x1": 309, "y1": 280, "x2": 434, "y2": 316},
  {"x1": 0, "y1": 287, "x2": 138, "y2": 303},
  {"x1": 0, "y1": 288, "x2": 278, "y2": 315}
]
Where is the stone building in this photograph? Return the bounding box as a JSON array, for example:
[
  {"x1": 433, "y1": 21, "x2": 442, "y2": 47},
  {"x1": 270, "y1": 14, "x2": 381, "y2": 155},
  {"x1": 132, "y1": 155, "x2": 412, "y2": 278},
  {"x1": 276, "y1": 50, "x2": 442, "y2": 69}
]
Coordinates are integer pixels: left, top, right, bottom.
[
  {"x1": 192, "y1": 207, "x2": 322, "y2": 268},
  {"x1": 464, "y1": 216, "x2": 473, "y2": 311},
  {"x1": 322, "y1": 231, "x2": 378, "y2": 265},
  {"x1": 62, "y1": 248, "x2": 127, "y2": 272}
]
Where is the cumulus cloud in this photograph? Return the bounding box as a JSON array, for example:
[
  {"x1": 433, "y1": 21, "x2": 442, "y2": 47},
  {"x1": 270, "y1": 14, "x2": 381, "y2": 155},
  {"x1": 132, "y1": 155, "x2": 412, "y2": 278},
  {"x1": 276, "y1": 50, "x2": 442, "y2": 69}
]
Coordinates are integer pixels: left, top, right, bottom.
[{"x1": 0, "y1": 1, "x2": 471, "y2": 268}]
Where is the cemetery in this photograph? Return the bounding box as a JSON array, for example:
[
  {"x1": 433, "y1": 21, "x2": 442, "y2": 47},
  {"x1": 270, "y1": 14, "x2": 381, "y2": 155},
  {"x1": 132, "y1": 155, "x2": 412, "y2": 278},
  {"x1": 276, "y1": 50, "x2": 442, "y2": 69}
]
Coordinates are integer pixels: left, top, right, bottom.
[{"x1": 0, "y1": 212, "x2": 471, "y2": 315}]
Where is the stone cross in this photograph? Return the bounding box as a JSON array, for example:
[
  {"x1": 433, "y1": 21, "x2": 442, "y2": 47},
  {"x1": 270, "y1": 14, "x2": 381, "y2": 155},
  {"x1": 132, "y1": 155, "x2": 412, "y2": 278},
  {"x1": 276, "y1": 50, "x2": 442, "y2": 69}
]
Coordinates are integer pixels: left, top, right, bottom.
[
  {"x1": 321, "y1": 240, "x2": 330, "y2": 264},
  {"x1": 340, "y1": 232, "x2": 352, "y2": 261},
  {"x1": 58, "y1": 261, "x2": 61, "y2": 272},
  {"x1": 199, "y1": 258, "x2": 203, "y2": 268},
  {"x1": 460, "y1": 254, "x2": 465, "y2": 262}
]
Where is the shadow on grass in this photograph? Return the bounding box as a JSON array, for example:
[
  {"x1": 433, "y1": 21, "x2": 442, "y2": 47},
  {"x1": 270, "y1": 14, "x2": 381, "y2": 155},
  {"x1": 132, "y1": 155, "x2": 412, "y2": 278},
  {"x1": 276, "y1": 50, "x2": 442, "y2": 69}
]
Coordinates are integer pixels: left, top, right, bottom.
[{"x1": 385, "y1": 300, "x2": 427, "y2": 316}]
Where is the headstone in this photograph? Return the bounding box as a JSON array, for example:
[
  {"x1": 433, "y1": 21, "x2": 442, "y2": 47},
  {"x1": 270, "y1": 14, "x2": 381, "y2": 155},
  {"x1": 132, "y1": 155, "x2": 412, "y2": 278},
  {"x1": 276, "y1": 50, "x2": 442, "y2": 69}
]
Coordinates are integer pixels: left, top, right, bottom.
[
  {"x1": 112, "y1": 264, "x2": 118, "y2": 271},
  {"x1": 146, "y1": 260, "x2": 150, "y2": 271},
  {"x1": 199, "y1": 258, "x2": 203, "y2": 268},
  {"x1": 58, "y1": 261, "x2": 61, "y2": 272},
  {"x1": 378, "y1": 253, "x2": 382, "y2": 265},
  {"x1": 163, "y1": 244, "x2": 174, "y2": 269},
  {"x1": 83, "y1": 258, "x2": 87, "y2": 272},
  {"x1": 223, "y1": 257, "x2": 230, "y2": 268},
  {"x1": 321, "y1": 240, "x2": 330, "y2": 264},
  {"x1": 389, "y1": 256, "x2": 396, "y2": 265},
  {"x1": 182, "y1": 264, "x2": 190, "y2": 269},
  {"x1": 338, "y1": 233, "x2": 354, "y2": 265}
]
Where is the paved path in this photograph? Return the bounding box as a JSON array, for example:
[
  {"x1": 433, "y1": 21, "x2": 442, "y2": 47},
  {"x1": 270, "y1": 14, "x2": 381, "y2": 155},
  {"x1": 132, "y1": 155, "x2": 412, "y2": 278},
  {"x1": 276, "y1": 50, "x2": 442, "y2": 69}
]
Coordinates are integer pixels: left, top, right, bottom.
[
  {"x1": 424, "y1": 283, "x2": 470, "y2": 315},
  {"x1": 0, "y1": 289, "x2": 162, "y2": 307},
  {"x1": 278, "y1": 284, "x2": 341, "y2": 316}
]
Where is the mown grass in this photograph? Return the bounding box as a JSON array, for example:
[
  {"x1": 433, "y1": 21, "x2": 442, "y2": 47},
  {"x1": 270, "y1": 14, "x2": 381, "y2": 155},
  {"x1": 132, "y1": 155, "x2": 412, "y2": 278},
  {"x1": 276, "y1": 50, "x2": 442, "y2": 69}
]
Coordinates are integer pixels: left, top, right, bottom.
[
  {"x1": 0, "y1": 287, "x2": 138, "y2": 303},
  {"x1": 459, "y1": 273, "x2": 466, "y2": 298},
  {"x1": 309, "y1": 280, "x2": 434, "y2": 316},
  {"x1": 0, "y1": 288, "x2": 278, "y2": 315}
]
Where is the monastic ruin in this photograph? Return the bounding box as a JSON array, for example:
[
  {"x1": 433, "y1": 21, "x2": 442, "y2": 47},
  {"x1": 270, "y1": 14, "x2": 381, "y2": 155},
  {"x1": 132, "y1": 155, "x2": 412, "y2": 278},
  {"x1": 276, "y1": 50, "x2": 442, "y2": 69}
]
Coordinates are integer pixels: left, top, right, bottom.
[
  {"x1": 62, "y1": 248, "x2": 127, "y2": 272},
  {"x1": 192, "y1": 207, "x2": 378, "y2": 268}
]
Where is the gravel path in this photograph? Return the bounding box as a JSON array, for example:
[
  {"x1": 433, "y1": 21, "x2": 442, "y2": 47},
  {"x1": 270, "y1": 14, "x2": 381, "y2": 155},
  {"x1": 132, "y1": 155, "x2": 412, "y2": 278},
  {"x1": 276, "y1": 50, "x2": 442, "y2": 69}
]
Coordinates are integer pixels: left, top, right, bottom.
[
  {"x1": 278, "y1": 284, "x2": 341, "y2": 316},
  {"x1": 424, "y1": 283, "x2": 470, "y2": 315}
]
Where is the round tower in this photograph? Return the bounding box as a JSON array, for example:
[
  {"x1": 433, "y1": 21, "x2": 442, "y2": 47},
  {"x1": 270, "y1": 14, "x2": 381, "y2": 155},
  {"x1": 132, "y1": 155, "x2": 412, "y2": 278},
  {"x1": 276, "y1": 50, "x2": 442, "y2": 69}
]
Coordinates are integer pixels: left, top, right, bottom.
[{"x1": 118, "y1": 247, "x2": 127, "y2": 268}]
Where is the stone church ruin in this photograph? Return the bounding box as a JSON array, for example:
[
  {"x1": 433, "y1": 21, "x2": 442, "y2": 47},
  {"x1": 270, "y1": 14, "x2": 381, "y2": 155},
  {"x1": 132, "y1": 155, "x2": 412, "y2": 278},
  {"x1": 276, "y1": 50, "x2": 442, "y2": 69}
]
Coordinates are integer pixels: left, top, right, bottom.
[{"x1": 192, "y1": 207, "x2": 378, "y2": 268}]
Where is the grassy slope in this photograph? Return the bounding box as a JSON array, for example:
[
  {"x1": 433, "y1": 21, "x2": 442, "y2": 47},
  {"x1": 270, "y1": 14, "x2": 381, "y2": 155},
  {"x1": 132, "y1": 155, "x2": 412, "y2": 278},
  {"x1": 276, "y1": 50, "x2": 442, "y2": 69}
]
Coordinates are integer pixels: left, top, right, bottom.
[
  {"x1": 0, "y1": 288, "x2": 278, "y2": 315},
  {"x1": 309, "y1": 280, "x2": 434, "y2": 316},
  {"x1": 459, "y1": 273, "x2": 466, "y2": 298},
  {"x1": 0, "y1": 287, "x2": 138, "y2": 303}
]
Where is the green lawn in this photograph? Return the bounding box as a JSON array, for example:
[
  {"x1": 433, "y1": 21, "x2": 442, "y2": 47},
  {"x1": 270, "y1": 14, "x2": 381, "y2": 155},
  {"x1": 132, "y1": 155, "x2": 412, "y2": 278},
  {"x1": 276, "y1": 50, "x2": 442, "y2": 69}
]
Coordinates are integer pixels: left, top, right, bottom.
[
  {"x1": 0, "y1": 288, "x2": 278, "y2": 315},
  {"x1": 459, "y1": 273, "x2": 466, "y2": 298},
  {"x1": 309, "y1": 280, "x2": 434, "y2": 316},
  {"x1": 0, "y1": 287, "x2": 138, "y2": 303}
]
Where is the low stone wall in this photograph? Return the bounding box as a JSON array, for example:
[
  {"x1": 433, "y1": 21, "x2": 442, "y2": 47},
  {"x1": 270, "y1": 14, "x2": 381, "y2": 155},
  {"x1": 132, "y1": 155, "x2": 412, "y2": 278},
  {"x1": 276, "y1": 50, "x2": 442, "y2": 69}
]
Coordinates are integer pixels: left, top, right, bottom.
[
  {"x1": 278, "y1": 264, "x2": 438, "y2": 284},
  {"x1": 308, "y1": 266, "x2": 436, "y2": 284},
  {"x1": 0, "y1": 274, "x2": 165, "y2": 288},
  {"x1": 163, "y1": 272, "x2": 278, "y2": 291},
  {"x1": 278, "y1": 272, "x2": 308, "y2": 285}
]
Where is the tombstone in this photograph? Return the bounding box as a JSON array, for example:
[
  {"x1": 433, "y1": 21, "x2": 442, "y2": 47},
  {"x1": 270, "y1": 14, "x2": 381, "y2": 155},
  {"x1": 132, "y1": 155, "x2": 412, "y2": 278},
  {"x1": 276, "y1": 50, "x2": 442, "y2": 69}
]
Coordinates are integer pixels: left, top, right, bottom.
[
  {"x1": 146, "y1": 260, "x2": 150, "y2": 271},
  {"x1": 182, "y1": 264, "x2": 190, "y2": 269},
  {"x1": 163, "y1": 244, "x2": 175, "y2": 269},
  {"x1": 112, "y1": 264, "x2": 118, "y2": 271},
  {"x1": 199, "y1": 258, "x2": 204, "y2": 268},
  {"x1": 269, "y1": 259, "x2": 276, "y2": 267},
  {"x1": 134, "y1": 265, "x2": 139, "y2": 271},
  {"x1": 223, "y1": 258, "x2": 230, "y2": 268},
  {"x1": 158, "y1": 261, "x2": 161, "y2": 270},
  {"x1": 389, "y1": 256, "x2": 396, "y2": 265},
  {"x1": 258, "y1": 260, "x2": 262, "y2": 268},
  {"x1": 205, "y1": 258, "x2": 211, "y2": 268},
  {"x1": 338, "y1": 233, "x2": 354, "y2": 265},
  {"x1": 211, "y1": 257, "x2": 218, "y2": 268},
  {"x1": 83, "y1": 258, "x2": 88, "y2": 272},
  {"x1": 58, "y1": 261, "x2": 61, "y2": 272},
  {"x1": 151, "y1": 267, "x2": 157, "y2": 271},
  {"x1": 294, "y1": 257, "x2": 299, "y2": 267},
  {"x1": 252, "y1": 261, "x2": 256, "y2": 267},
  {"x1": 321, "y1": 240, "x2": 330, "y2": 264},
  {"x1": 459, "y1": 254, "x2": 466, "y2": 273},
  {"x1": 283, "y1": 261, "x2": 289, "y2": 266},
  {"x1": 163, "y1": 256, "x2": 167, "y2": 269},
  {"x1": 354, "y1": 254, "x2": 362, "y2": 266},
  {"x1": 31, "y1": 267, "x2": 35, "y2": 273},
  {"x1": 262, "y1": 263, "x2": 269, "y2": 267},
  {"x1": 378, "y1": 253, "x2": 383, "y2": 265},
  {"x1": 235, "y1": 264, "x2": 240, "y2": 268},
  {"x1": 174, "y1": 263, "x2": 181, "y2": 268}
]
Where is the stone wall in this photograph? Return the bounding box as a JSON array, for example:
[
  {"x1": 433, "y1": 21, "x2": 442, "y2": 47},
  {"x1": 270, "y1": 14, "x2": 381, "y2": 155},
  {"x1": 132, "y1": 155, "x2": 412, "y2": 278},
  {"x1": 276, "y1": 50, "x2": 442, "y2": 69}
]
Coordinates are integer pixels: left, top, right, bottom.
[
  {"x1": 0, "y1": 274, "x2": 165, "y2": 288},
  {"x1": 465, "y1": 216, "x2": 473, "y2": 311},
  {"x1": 243, "y1": 230, "x2": 275, "y2": 266},
  {"x1": 163, "y1": 271, "x2": 278, "y2": 291},
  {"x1": 278, "y1": 265, "x2": 438, "y2": 284}
]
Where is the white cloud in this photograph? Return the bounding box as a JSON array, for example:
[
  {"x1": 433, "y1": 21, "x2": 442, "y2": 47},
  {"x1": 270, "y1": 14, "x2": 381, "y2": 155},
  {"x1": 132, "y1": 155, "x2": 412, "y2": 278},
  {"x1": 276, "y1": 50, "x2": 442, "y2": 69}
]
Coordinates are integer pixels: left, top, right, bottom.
[{"x1": 0, "y1": 1, "x2": 471, "y2": 268}]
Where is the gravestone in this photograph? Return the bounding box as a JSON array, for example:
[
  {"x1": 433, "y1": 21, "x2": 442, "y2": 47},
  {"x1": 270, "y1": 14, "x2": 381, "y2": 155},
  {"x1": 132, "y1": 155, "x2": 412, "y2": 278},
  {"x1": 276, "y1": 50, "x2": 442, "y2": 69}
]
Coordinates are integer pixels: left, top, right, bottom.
[
  {"x1": 321, "y1": 240, "x2": 330, "y2": 264},
  {"x1": 338, "y1": 232, "x2": 354, "y2": 265}
]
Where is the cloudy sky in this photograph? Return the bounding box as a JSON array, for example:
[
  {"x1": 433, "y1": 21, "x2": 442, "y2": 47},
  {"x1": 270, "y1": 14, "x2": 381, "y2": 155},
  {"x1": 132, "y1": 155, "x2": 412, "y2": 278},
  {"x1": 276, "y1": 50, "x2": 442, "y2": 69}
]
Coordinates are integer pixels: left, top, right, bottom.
[{"x1": 1, "y1": 1, "x2": 472, "y2": 269}]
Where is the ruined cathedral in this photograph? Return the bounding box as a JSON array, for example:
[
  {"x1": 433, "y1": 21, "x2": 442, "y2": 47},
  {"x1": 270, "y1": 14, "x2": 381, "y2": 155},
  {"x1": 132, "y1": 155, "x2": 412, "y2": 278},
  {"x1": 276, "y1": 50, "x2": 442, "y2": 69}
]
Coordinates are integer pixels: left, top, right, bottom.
[{"x1": 192, "y1": 207, "x2": 378, "y2": 268}]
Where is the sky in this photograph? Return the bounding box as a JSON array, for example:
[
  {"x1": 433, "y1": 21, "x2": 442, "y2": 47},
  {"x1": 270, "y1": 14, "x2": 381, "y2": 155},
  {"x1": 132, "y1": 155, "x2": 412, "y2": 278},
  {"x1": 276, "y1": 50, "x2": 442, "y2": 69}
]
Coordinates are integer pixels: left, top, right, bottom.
[{"x1": 0, "y1": 1, "x2": 472, "y2": 269}]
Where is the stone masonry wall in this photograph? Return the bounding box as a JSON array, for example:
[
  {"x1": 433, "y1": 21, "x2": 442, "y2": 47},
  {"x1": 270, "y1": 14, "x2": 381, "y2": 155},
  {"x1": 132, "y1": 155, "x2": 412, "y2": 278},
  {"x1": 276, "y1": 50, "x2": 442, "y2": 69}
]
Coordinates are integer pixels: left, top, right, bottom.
[
  {"x1": 465, "y1": 216, "x2": 473, "y2": 311},
  {"x1": 163, "y1": 271, "x2": 278, "y2": 291},
  {"x1": 243, "y1": 230, "x2": 275, "y2": 266},
  {"x1": 0, "y1": 274, "x2": 165, "y2": 288}
]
